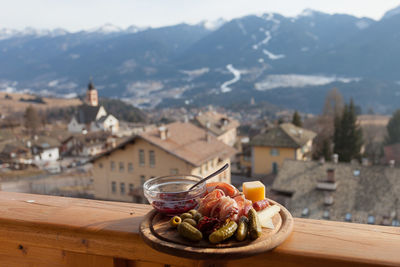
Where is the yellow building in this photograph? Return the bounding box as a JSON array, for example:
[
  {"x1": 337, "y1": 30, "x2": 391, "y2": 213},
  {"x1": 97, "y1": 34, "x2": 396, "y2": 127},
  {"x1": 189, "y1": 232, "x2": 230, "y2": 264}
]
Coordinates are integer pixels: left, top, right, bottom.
[
  {"x1": 250, "y1": 123, "x2": 316, "y2": 175},
  {"x1": 91, "y1": 122, "x2": 236, "y2": 203},
  {"x1": 192, "y1": 111, "x2": 239, "y2": 147}
]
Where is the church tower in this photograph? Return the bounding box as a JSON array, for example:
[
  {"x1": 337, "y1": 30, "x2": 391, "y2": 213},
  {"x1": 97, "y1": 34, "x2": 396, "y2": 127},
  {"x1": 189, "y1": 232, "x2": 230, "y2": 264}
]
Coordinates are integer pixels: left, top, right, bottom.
[{"x1": 86, "y1": 79, "x2": 98, "y2": 106}]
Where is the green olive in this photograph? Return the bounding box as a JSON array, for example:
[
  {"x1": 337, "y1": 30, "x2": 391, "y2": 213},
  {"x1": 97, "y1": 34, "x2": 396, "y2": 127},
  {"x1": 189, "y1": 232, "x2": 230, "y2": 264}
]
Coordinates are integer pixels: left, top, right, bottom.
[{"x1": 169, "y1": 216, "x2": 182, "y2": 228}]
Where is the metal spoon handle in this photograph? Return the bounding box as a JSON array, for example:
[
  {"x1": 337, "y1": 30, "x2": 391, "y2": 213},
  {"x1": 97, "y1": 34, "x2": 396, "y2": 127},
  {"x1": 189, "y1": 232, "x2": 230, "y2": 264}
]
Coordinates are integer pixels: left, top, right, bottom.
[{"x1": 189, "y1": 163, "x2": 229, "y2": 190}]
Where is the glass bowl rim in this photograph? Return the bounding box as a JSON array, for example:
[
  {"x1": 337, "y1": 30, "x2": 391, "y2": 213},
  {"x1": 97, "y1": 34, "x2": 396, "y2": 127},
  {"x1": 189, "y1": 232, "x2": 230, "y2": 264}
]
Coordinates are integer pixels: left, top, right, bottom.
[{"x1": 143, "y1": 174, "x2": 206, "y2": 195}]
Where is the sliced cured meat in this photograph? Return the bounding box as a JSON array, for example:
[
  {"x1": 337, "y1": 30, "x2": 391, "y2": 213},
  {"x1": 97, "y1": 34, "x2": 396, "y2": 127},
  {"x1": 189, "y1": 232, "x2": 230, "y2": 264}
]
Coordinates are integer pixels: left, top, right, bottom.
[
  {"x1": 199, "y1": 183, "x2": 252, "y2": 222},
  {"x1": 213, "y1": 196, "x2": 239, "y2": 221},
  {"x1": 198, "y1": 189, "x2": 224, "y2": 216},
  {"x1": 234, "y1": 194, "x2": 253, "y2": 217},
  {"x1": 199, "y1": 190, "x2": 239, "y2": 221},
  {"x1": 206, "y1": 182, "x2": 240, "y2": 197}
]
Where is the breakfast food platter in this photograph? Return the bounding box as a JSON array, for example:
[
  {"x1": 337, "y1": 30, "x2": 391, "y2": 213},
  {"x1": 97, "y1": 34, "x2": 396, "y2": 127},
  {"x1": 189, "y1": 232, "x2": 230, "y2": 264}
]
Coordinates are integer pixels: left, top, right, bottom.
[{"x1": 139, "y1": 198, "x2": 293, "y2": 260}]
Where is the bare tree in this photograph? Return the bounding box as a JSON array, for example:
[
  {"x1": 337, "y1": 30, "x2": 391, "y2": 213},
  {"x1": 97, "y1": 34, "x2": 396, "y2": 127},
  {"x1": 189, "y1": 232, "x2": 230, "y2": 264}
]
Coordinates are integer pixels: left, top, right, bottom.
[
  {"x1": 322, "y1": 87, "x2": 344, "y2": 117},
  {"x1": 24, "y1": 105, "x2": 41, "y2": 136},
  {"x1": 312, "y1": 88, "x2": 345, "y2": 160},
  {"x1": 363, "y1": 124, "x2": 384, "y2": 164}
]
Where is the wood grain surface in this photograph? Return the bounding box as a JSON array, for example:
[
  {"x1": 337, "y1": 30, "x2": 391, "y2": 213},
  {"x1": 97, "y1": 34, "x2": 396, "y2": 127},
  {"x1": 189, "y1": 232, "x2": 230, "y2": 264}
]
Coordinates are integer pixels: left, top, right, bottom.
[
  {"x1": 0, "y1": 192, "x2": 398, "y2": 266},
  {"x1": 140, "y1": 199, "x2": 293, "y2": 259}
]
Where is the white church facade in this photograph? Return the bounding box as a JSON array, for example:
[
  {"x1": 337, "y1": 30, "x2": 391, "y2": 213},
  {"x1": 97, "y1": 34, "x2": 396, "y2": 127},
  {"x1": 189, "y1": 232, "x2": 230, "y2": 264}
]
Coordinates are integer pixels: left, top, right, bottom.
[{"x1": 68, "y1": 80, "x2": 119, "y2": 134}]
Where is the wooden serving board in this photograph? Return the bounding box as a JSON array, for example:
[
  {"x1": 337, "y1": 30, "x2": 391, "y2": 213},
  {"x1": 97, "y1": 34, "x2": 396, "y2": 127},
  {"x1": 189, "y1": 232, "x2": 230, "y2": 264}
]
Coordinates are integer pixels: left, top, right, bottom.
[{"x1": 139, "y1": 199, "x2": 294, "y2": 260}]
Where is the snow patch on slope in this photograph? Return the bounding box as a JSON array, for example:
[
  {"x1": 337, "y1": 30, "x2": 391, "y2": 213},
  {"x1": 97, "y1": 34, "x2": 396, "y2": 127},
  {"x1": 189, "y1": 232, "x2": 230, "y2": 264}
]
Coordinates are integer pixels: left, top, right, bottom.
[
  {"x1": 221, "y1": 64, "x2": 241, "y2": 93},
  {"x1": 255, "y1": 74, "x2": 361, "y2": 91},
  {"x1": 236, "y1": 20, "x2": 247, "y2": 35},
  {"x1": 264, "y1": 13, "x2": 280, "y2": 25},
  {"x1": 181, "y1": 68, "x2": 209, "y2": 81},
  {"x1": 253, "y1": 30, "x2": 271, "y2": 50},
  {"x1": 262, "y1": 49, "x2": 285, "y2": 60},
  {"x1": 355, "y1": 20, "x2": 370, "y2": 30},
  {"x1": 261, "y1": 13, "x2": 280, "y2": 32}
]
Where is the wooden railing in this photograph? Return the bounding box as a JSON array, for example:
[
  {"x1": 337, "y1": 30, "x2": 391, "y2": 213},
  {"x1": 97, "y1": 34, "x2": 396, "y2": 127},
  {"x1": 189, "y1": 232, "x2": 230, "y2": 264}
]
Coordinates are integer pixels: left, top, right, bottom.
[{"x1": 0, "y1": 191, "x2": 398, "y2": 267}]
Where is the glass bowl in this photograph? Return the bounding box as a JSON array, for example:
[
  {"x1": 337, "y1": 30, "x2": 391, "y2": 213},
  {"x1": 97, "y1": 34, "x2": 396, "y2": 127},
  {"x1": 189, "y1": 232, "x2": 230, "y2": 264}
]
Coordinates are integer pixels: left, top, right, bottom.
[{"x1": 143, "y1": 175, "x2": 207, "y2": 215}]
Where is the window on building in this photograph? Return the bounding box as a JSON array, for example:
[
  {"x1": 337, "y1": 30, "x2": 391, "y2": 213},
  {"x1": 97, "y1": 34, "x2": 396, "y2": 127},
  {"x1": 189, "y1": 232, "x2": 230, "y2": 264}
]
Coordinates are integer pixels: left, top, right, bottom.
[
  {"x1": 129, "y1": 183, "x2": 134, "y2": 194},
  {"x1": 120, "y1": 182, "x2": 125, "y2": 195},
  {"x1": 139, "y1": 150, "x2": 145, "y2": 166},
  {"x1": 270, "y1": 148, "x2": 279, "y2": 156},
  {"x1": 204, "y1": 162, "x2": 208, "y2": 173},
  {"x1": 128, "y1": 163, "x2": 133, "y2": 173},
  {"x1": 119, "y1": 162, "x2": 124, "y2": 172},
  {"x1": 170, "y1": 168, "x2": 178, "y2": 175},
  {"x1": 210, "y1": 160, "x2": 214, "y2": 169},
  {"x1": 110, "y1": 161, "x2": 116, "y2": 171},
  {"x1": 111, "y1": 181, "x2": 116, "y2": 193},
  {"x1": 323, "y1": 210, "x2": 330, "y2": 220},
  {"x1": 301, "y1": 208, "x2": 309, "y2": 217},
  {"x1": 149, "y1": 150, "x2": 155, "y2": 168},
  {"x1": 140, "y1": 175, "x2": 145, "y2": 186},
  {"x1": 98, "y1": 162, "x2": 103, "y2": 168},
  {"x1": 367, "y1": 215, "x2": 375, "y2": 224},
  {"x1": 272, "y1": 162, "x2": 278, "y2": 174}
]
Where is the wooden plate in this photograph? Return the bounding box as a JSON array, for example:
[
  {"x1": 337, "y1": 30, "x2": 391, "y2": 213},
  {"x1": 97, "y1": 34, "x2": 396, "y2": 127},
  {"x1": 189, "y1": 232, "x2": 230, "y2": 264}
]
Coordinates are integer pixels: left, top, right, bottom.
[{"x1": 139, "y1": 199, "x2": 294, "y2": 260}]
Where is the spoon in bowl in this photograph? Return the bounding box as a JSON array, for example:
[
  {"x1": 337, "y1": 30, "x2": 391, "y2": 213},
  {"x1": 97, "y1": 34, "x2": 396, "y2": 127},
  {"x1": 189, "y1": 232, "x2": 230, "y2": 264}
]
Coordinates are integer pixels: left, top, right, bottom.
[{"x1": 188, "y1": 163, "x2": 229, "y2": 190}]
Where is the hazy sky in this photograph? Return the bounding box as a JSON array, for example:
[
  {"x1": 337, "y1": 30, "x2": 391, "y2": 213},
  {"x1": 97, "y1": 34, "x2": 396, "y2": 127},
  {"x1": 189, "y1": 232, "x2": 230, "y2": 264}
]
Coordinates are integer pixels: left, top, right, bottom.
[{"x1": 1, "y1": 0, "x2": 400, "y2": 31}]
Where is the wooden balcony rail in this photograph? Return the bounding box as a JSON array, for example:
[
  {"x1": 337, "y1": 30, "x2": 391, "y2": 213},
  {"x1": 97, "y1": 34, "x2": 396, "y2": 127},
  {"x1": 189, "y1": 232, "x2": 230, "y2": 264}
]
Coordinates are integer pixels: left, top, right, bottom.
[{"x1": 0, "y1": 191, "x2": 398, "y2": 267}]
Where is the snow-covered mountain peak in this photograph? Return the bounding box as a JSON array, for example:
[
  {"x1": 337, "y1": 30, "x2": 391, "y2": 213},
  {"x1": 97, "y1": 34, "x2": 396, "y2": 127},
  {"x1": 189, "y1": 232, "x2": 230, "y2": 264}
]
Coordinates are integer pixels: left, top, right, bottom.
[
  {"x1": 383, "y1": 5, "x2": 400, "y2": 19},
  {"x1": 125, "y1": 25, "x2": 149, "y2": 33},
  {"x1": 299, "y1": 8, "x2": 317, "y2": 17},
  {"x1": 199, "y1": 18, "x2": 226, "y2": 31},
  {"x1": 90, "y1": 23, "x2": 122, "y2": 33},
  {"x1": 50, "y1": 28, "x2": 69, "y2": 36},
  {"x1": 0, "y1": 28, "x2": 18, "y2": 40},
  {"x1": 0, "y1": 27, "x2": 69, "y2": 40}
]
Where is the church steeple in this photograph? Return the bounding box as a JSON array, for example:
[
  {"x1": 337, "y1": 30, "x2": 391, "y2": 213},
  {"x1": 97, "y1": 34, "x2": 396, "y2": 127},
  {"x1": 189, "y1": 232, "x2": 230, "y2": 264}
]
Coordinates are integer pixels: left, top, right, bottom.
[
  {"x1": 86, "y1": 77, "x2": 98, "y2": 106},
  {"x1": 88, "y1": 80, "x2": 95, "y2": 91}
]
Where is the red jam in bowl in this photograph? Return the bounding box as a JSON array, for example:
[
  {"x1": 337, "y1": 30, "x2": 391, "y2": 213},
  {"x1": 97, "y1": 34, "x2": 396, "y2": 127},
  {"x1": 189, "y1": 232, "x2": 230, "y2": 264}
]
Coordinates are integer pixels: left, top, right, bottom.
[{"x1": 143, "y1": 175, "x2": 206, "y2": 215}]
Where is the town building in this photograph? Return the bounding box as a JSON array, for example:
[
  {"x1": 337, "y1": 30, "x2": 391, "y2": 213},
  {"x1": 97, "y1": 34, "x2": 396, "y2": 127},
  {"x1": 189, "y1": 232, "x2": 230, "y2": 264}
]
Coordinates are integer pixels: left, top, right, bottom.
[
  {"x1": 29, "y1": 136, "x2": 61, "y2": 173},
  {"x1": 30, "y1": 136, "x2": 60, "y2": 162},
  {"x1": 68, "y1": 80, "x2": 119, "y2": 134},
  {"x1": 250, "y1": 123, "x2": 316, "y2": 175},
  {"x1": 384, "y1": 143, "x2": 400, "y2": 166},
  {"x1": 90, "y1": 122, "x2": 236, "y2": 203},
  {"x1": 61, "y1": 132, "x2": 117, "y2": 157},
  {"x1": 192, "y1": 111, "x2": 239, "y2": 147},
  {"x1": 0, "y1": 143, "x2": 31, "y2": 169},
  {"x1": 271, "y1": 160, "x2": 400, "y2": 226},
  {"x1": 117, "y1": 122, "x2": 156, "y2": 137}
]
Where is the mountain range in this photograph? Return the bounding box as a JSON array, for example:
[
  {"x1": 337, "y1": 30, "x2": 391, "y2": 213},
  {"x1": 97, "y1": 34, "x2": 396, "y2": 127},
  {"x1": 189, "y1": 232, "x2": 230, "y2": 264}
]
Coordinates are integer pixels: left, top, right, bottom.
[{"x1": 1, "y1": 6, "x2": 400, "y2": 114}]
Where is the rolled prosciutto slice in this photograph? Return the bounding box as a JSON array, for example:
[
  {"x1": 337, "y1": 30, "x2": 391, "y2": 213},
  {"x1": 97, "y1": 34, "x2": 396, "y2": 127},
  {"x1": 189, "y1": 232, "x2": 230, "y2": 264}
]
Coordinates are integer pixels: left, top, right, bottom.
[{"x1": 205, "y1": 182, "x2": 239, "y2": 197}]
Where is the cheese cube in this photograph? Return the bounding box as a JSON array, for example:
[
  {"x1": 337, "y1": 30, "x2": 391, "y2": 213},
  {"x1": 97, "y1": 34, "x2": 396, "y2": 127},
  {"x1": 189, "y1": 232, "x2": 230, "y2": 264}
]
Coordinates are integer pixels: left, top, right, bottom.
[{"x1": 243, "y1": 181, "x2": 265, "y2": 202}]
